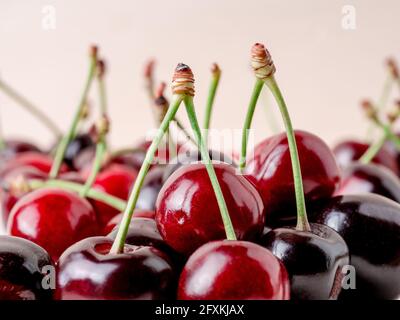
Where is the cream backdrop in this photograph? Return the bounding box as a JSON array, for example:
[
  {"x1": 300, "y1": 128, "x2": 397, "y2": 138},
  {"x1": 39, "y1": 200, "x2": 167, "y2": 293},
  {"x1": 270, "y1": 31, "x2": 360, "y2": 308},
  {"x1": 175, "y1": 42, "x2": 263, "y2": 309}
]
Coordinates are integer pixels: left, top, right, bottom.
[{"x1": 0, "y1": 1, "x2": 399, "y2": 152}]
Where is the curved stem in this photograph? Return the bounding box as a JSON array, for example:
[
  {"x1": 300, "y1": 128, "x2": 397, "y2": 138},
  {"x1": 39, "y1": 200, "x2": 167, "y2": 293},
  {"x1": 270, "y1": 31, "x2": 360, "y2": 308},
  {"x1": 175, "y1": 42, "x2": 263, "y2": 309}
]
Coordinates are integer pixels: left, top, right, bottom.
[
  {"x1": 28, "y1": 179, "x2": 126, "y2": 211},
  {"x1": 80, "y1": 138, "x2": 106, "y2": 197},
  {"x1": 359, "y1": 134, "x2": 387, "y2": 164},
  {"x1": 0, "y1": 79, "x2": 62, "y2": 138},
  {"x1": 239, "y1": 79, "x2": 264, "y2": 172},
  {"x1": 49, "y1": 55, "x2": 97, "y2": 178},
  {"x1": 110, "y1": 95, "x2": 184, "y2": 254},
  {"x1": 203, "y1": 72, "x2": 221, "y2": 144},
  {"x1": 264, "y1": 76, "x2": 310, "y2": 232},
  {"x1": 173, "y1": 118, "x2": 197, "y2": 146},
  {"x1": 184, "y1": 96, "x2": 236, "y2": 241}
]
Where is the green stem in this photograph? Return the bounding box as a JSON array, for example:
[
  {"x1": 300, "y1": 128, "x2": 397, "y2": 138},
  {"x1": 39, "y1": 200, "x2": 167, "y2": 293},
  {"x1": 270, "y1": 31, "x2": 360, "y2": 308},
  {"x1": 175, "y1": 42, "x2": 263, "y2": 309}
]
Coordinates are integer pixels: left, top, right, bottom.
[
  {"x1": 0, "y1": 79, "x2": 62, "y2": 138},
  {"x1": 359, "y1": 134, "x2": 387, "y2": 164},
  {"x1": 203, "y1": 72, "x2": 221, "y2": 144},
  {"x1": 110, "y1": 95, "x2": 184, "y2": 254},
  {"x1": 239, "y1": 79, "x2": 264, "y2": 172},
  {"x1": 49, "y1": 55, "x2": 97, "y2": 178},
  {"x1": 28, "y1": 179, "x2": 126, "y2": 211},
  {"x1": 264, "y1": 76, "x2": 310, "y2": 232},
  {"x1": 174, "y1": 118, "x2": 197, "y2": 146},
  {"x1": 184, "y1": 96, "x2": 236, "y2": 241},
  {"x1": 98, "y1": 74, "x2": 107, "y2": 115},
  {"x1": 80, "y1": 138, "x2": 106, "y2": 197}
]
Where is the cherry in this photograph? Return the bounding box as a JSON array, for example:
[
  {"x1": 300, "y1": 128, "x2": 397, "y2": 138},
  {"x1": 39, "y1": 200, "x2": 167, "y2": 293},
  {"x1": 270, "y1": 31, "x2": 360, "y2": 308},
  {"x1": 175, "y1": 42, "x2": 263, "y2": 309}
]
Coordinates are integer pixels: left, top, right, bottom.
[
  {"x1": 136, "y1": 166, "x2": 165, "y2": 211},
  {"x1": 91, "y1": 164, "x2": 137, "y2": 228},
  {"x1": 0, "y1": 235, "x2": 54, "y2": 300},
  {"x1": 0, "y1": 139, "x2": 40, "y2": 168},
  {"x1": 57, "y1": 236, "x2": 177, "y2": 300},
  {"x1": 7, "y1": 188, "x2": 99, "y2": 261},
  {"x1": 337, "y1": 162, "x2": 400, "y2": 203},
  {"x1": 245, "y1": 130, "x2": 340, "y2": 227},
  {"x1": 261, "y1": 223, "x2": 349, "y2": 299},
  {"x1": 312, "y1": 194, "x2": 400, "y2": 299},
  {"x1": 107, "y1": 149, "x2": 146, "y2": 172},
  {"x1": 63, "y1": 133, "x2": 95, "y2": 170},
  {"x1": 138, "y1": 139, "x2": 185, "y2": 165},
  {"x1": 156, "y1": 162, "x2": 265, "y2": 256},
  {"x1": 178, "y1": 240, "x2": 290, "y2": 300},
  {"x1": 333, "y1": 140, "x2": 399, "y2": 174},
  {"x1": 103, "y1": 210, "x2": 155, "y2": 235}
]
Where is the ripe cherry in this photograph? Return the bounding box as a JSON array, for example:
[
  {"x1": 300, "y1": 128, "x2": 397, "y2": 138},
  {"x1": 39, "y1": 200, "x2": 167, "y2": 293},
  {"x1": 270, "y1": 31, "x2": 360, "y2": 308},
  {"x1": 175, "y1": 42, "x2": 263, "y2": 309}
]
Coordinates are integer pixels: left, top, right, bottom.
[
  {"x1": 63, "y1": 133, "x2": 95, "y2": 170},
  {"x1": 178, "y1": 240, "x2": 290, "y2": 300},
  {"x1": 245, "y1": 130, "x2": 340, "y2": 227},
  {"x1": 0, "y1": 139, "x2": 40, "y2": 169},
  {"x1": 104, "y1": 209, "x2": 155, "y2": 235},
  {"x1": 156, "y1": 162, "x2": 265, "y2": 256},
  {"x1": 57, "y1": 236, "x2": 177, "y2": 300},
  {"x1": 7, "y1": 188, "x2": 99, "y2": 261},
  {"x1": 136, "y1": 166, "x2": 165, "y2": 211}
]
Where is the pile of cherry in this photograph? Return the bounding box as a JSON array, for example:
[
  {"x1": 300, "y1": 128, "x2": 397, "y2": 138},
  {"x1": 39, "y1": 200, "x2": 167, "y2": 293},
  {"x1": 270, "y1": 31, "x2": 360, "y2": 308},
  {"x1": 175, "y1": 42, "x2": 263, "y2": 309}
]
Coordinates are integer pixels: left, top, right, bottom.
[{"x1": 0, "y1": 43, "x2": 399, "y2": 301}]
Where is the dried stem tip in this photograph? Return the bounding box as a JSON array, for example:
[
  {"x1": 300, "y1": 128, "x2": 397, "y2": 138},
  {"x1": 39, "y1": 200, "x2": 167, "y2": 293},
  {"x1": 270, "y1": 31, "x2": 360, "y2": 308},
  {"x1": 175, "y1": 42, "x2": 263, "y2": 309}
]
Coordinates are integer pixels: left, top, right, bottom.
[
  {"x1": 90, "y1": 45, "x2": 98, "y2": 59},
  {"x1": 97, "y1": 59, "x2": 106, "y2": 78},
  {"x1": 172, "y1": 63, "x2": 195, "y2": 96},
  {"x1": 251, "y1": 43, "x2": 276, "y2": 79},
  {"x1": 361, "y1": 100, "x2": 377, "y2": 120},
  {"x1": 155, "y1": 82, "x2": 168, "y2": 107},
  {"x1": 144, "y1": 59, "x2": 155, "y2": 79},
  {"x1": 386, "y1": 58, "x2": 399, "y2": 79},
  {"x1": 96, "y1": 115, "x2": 110, "y2": 137},
  {"x1": 211, "y1": 63, "x2": 221, "y2": 77}
]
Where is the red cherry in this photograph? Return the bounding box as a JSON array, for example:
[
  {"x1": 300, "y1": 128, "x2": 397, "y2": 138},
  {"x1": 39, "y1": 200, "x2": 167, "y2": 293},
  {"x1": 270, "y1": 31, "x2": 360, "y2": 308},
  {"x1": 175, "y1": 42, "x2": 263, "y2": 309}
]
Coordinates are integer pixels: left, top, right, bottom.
[
  {"x1": 0, "y1": 139, "x2": 40, "y2": 169},
  {"x1": 104, "y1": 209, "x2": 155, "y2": 235},
  {"x1": 178, "y1": 240, "x2": 290, "y2": 300},
  {"x1": 245, "y1": 130, "x2": 340, "y2": 227},
  {"x1": 156, "y1": 162, "x2": 265, "y2": 256},
  {"x1": 90, "y1": 164, "x2": 137, "y2": 228},
  {"x1": 7, "y1": 188, "x2": 99, "y2": 261},
  {"x1": 139, "y1": 139, "x2": 186, "y2": 165},
  {"x1": 333, "y1": 140, "x2": 399, "y2": 174},
  {"x1": 57, "y1": 236, "x2": 177, "y2": 300}
]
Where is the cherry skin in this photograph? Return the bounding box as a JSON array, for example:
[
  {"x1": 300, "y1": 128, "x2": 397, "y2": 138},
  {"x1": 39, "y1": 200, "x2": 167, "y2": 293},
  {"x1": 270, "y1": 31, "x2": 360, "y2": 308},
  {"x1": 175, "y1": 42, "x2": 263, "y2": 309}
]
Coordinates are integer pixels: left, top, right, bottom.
[
  {"x1": 178, "y1": 240, "x2": 290, "y2": 300},
  {"x1": 245, "y1": 130, "x2": 340, "y2": 228},
  {"x1": 333, "y1": 140, "x2": 398, "y2": 174},
  {"x1": 0, "y1": 166, "x2": 47, "y2": 227},
  {"x1": 107, "y1": 149, "x2": 147, "y2": 172},
  {"x1": 312, "y1": 194, "x2": 400, "y2": 299},
  {"x1": 0, "y1": 139, "x2": 40, "y2": 169},
  {"x1": 104, "y1": 209, "x2": 155, "y2": 235},
  {"x1": 156, "y1": 162, "x2": 265, "y2": 256},
  {"x1": 90, "y1": 164, "x2": 137, "y2": 228},
  {"x1": 57, "y1": 236, "x2": 177, "y2": 300},
  {"x1": 261, "y1": 223, "x2": 349, "y2": 300},
  {"x1": 336, "y1": 162, "x2": 400, "y2": 203},
  {"x1": 136, "y1": 166, "x2": 165, "y2": 211},
  {"x1": 7, "y1": 188, "x2": 99, "y2": 261},
  {"x1": 0, "y1": 235, "x2": 54, "y2": 300}
]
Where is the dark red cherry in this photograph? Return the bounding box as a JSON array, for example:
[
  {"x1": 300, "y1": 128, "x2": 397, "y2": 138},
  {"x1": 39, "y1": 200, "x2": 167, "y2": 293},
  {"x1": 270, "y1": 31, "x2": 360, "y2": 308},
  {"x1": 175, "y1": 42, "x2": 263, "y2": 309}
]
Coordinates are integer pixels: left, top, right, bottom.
[
  {"x1": 312, "y1": 194, "x2": 400, "y2": 299},
  {"x1": 333, "y1": 140, "x2": 398, "y2": 174},
  {"x1": 91, "y1": 164, "x2": 137, "y2": 228},
  {"x1": 245, "y1": 130, "x2": 340, "y2": 228},
  {"x1": 261, "y1": 223, "x2": 349, "y2": 300},
  {"x1": 0, "y1": 236, "x2": 54, "y2": 300},
  {"x1": 107, "y1": 149, "x2": 147, "y2": 172},
  {"x1": 57, "y1": 236, "x2": 176, "y2": 300},
  {"x1": 337, "y1": 162, "x2": 400, "y2": 203},
  {"x1": 0, "y1": 166, "x2": 46, "y2": 227},
  {"x1": 178, "y1": 240, "x2": 290, "y2": 300},
  {"x1": 139, "y1": 139, "x2": 185, "y2": 165},
  {"x1": 0, "y1": 139, "x2": 40, "y2": 169},
  {"x1": 136, "y1": 166, "x2": 165, "y2": 211},
  {"x1": 104, "y1": 209, "x2": 155, "y2": 235},
  {"x1": 8, "y1": 188, "x2": 99, "y2": 261},
  {"x1": 156, "y1": 162, "x2": 265, "y2": 256}
]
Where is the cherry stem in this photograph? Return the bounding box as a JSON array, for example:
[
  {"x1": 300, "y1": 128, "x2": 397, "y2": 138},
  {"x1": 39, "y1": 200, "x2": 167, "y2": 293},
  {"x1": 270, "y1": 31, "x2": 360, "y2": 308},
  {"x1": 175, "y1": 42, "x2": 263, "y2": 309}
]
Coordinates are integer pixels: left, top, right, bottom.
[
  {"x1": 173, "y1": 118, "x2": 197, "y2": 146},
  {"x1": 49, "y1": 53, "x2": 97, "y2": 178},
  {"x1": 110, "y1": 95, "x2": 184, "y2": 254},
  {"x1": 184, "y1": 96, "x2": 236, "y2": 241},
  {"x1": 203, "y1": 65, "x2": 221, "y2": 145},
  {"x1": 359, "y1": 134, "x2": 387, "y2": 164},
  {"x1": 239, "y1": 79, "x2": 264, "y2": 172},
  {"x1": 264, "y1": 76, "x2": 310, "y2": 232},
  {"x1": 28, "y1": 179, "x2": 126, "y2": 211},
  {"x1": 0, "y1": 79, "x2": 62, "y2": 138}
]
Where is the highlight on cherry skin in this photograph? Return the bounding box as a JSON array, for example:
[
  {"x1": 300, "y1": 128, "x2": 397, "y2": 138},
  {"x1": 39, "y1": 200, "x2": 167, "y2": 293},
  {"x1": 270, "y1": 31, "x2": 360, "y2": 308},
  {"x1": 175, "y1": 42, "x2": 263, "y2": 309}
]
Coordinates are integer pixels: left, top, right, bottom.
[{"x1": 0, "y1": 41, "x2": 398, "y2": 302}]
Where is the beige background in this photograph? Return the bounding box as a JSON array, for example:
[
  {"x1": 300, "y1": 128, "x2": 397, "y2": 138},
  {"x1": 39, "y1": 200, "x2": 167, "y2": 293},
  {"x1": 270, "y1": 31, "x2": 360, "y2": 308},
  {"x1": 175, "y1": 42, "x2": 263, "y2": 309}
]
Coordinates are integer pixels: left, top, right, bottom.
[{"x1": 0, "y1": 0, "x2": 399, "y2": 151}]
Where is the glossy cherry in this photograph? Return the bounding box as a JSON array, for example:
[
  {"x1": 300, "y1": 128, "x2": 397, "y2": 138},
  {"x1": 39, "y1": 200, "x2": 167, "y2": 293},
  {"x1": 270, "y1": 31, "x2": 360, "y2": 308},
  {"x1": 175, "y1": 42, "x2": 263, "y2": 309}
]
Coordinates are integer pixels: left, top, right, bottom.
[
  {"x1": 178, "y1": 240, "x2": 290, "y2": 300},
  {"x1": 261, "y1": 223, "x2": 349, "y2": 300},
  {"x1": 91, "y1": 164, "x2": 137, "y2": 228},
  {"x1": 0, "y1": 139, "x2": 40, "y2": 169},
  {"x1": 136, "y1": 166, "x2": 165, "y2": 211},
  {"x1": 333, "y1": 140, "x2": 398, "y2": 175},
  {"x1": 156, "y1": 162, "x2": 265, "y2": 256},
  {"x1": 57, "y1": 236, "x2": 176, "y2": 300},
  {"x1": 336, "y1": 162, "x2": 400, "y2": 203},
  {"x1": 107, "y1": 149, "x2": 147, "y2": 172},
  {"x1": 245, "y1": 130, "x2": 340, "y2": 228},
  {"x1": 104, "y1": 209, "x2": 155, "y2": 235},
  {"x1": 0, "y1": 235, "x2": 54, "y2": 300},
  {"x1": 8, "y1": 188, "x2": 99, "y2": 261},
  {"x1": 312, "y1": 194, "x2": 400, "y2": 299}
]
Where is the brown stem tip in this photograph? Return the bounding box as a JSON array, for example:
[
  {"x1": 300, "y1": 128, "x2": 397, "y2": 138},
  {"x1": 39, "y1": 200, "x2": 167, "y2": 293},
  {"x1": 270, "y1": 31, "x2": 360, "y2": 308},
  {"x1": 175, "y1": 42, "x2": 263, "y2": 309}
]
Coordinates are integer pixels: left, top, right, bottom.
[
  {"x1": 97, "y1": 59, "x2": 106, "y2": 78},
  {"x1": 155, "y1": 82, "x2": 168, "y2": 107},
  {"x1": 386, "y1": 58, "x2": 399, "y2": 79},
  {"x1": 144, "y1": 59, "x2": 156, "y2": 79},
  {"x1": 211, "y1": 63, "x2": 221, "y2": 77},
  {"x1": 90, "y1": 45, "x2": 98, "y2": 59},
  {"x1": 172, "y1": 63, "x2": 195, "y2": 96},
  {"x1": 361, "y1": 99, "x2": 377, "y2": 120},
  {"x1": 251, "y1": 43, "x2": 276, "y2": 79}
]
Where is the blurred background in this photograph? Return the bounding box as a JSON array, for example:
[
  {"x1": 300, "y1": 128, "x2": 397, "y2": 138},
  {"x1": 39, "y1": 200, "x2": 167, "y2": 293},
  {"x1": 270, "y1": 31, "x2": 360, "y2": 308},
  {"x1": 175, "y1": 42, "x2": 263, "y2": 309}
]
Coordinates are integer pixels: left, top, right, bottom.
[{"x1": 0, "y1": 0, "x2": 399, "y2": 151}]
